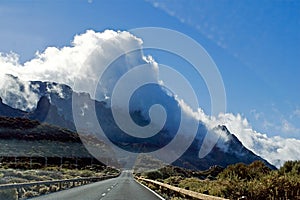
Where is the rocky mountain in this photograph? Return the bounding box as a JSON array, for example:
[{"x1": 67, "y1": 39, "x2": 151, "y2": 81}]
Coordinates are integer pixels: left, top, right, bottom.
[
  {"x1": 0, "y1": 97, "x2": 26, "y2": 117},
  {"x1": 28, "y1": 96, "x2": 75, "y2": 130},
  {"x1": 0, "y1": 75, "x2": 276, "y2": 170},
  {"x1": 175, "y1": 125, "x2": 276, "y2": 170}
]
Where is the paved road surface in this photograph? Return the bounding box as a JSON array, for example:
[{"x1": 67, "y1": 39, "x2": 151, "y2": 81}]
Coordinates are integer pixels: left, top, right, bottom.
[{"x1": 31, "y1": 171, "x2": 164, "y2": 200}]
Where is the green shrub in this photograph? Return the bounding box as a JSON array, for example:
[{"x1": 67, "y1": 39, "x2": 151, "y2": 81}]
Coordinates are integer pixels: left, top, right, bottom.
[
  {"x1": 279, "y1": 160, "x2": 300, "y2": 175},
  {"x1": 218, "y1": 161, "x2": 270, "y2": 181},
  {"x1": 164, "y1": 176, "x2": 184, "y2": 186},
  {"x1": 144, "y1": 170, "x2": 163, "y2": 180}
]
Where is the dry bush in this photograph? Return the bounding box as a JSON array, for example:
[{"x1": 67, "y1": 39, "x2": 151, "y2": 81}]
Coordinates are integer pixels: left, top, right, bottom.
[
  {"x1": 39, "y1": 186, "x2": 50, "y2": 195},
  {"x1": 23, "y1": 190, "x2": 38, "y2": 198},
  {"x1": 50, "y1": 185, "x2": 59, "y2": 192}
]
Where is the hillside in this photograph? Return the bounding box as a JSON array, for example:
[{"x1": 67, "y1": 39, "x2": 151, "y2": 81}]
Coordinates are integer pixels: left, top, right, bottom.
[
  {"x1": 0, "y1": 116, "x2": 92, "y2": 159},
  {"x1": 0, "y1": 116, "x2": 79, "y2": 142}
]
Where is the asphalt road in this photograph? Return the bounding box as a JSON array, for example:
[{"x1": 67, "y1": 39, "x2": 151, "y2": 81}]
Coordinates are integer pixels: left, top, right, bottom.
[{"x1": 31, "y1": 171, "x2": 164, "y2": 200}]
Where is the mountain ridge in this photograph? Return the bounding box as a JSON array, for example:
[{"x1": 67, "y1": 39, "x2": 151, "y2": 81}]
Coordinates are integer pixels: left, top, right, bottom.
[{"x1": 0, "y1": 75, "x2": 276, "y2": 170}]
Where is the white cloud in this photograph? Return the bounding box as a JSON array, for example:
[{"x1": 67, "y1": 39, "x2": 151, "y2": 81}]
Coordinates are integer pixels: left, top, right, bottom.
[
  {"x1": 0, "y1": 74, "x2": 39, "y2": 111},
  {"x1": 46, "y1": 83, "x2": 65, "y2": 99},
  {"x1": 0, "y1": 29, "x2": 158, "y2": 110}
]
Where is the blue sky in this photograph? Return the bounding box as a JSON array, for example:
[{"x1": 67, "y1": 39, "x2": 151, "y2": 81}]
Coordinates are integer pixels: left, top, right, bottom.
[{"x1": 0, "y1": 0, "x2": 300, "y2": 140}]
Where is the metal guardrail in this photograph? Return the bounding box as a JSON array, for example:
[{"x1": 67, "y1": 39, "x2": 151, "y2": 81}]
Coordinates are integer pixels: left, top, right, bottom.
[
  {"x1": 0, "y1": 174, "x2": 120, "y2": 199},
  {"x1": 138, "y1": 177, "x2": 229, "y2": 200}
]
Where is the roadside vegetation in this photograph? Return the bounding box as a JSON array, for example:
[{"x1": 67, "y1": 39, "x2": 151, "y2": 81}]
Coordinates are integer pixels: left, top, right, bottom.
[
  {"x1": 138, "y1": 160, "x2": 300, "y2": 200},
  {"x1": 0, "y1": 165, "x2": 119, "y2": 200},
  {"x1": 0, "y1": 116, "x2": 120, "y2": 199}
]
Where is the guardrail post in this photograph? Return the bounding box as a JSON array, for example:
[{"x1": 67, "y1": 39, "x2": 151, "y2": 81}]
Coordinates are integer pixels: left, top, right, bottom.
[
  {"x1": 75, "y1": 157, "x2": 78, "y2": 169},
  {"x1": 45, "y1": 157, "x2": 48, "y2": 167},
  {"x1": 17, "y1": 188, "x2": 22, "y2": 200},
  {"x1": 60, "y1": 157, "x2": 63, "y2": 169}
]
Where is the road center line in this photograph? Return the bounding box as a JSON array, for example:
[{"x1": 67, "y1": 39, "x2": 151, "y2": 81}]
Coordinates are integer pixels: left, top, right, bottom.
[{"x1": 99, "y1": 182, "x2": 119, "y2": 199}]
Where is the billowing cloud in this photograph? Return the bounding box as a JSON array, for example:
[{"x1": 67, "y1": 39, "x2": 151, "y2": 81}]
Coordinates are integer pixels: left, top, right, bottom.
[
  {"x1": 0, "y1": 30, "x2": 158, "y2": 110},
  {"x1": 0, "y1": 73, "x2": 39, "y2": 111}
]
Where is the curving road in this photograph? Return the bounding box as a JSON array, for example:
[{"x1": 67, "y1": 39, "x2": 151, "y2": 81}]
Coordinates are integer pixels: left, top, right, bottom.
[{"x1": 31, "y1": 171, "x2": 164, "y2": 200}]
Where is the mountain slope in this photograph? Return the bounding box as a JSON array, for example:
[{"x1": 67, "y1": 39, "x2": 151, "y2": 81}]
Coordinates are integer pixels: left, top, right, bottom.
[
  {"x1": 174, "y1": 125, "x2": 276, "y2": 170},
  {"x1": 0, "y1": 97, "x2": 26, "y2": 117},
  {"x1": 0, "y1": 75, "x2": 276, "y2": 170},
  {"x1": 0, "y1": 116, "x2": 79, "y2": 142}
]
